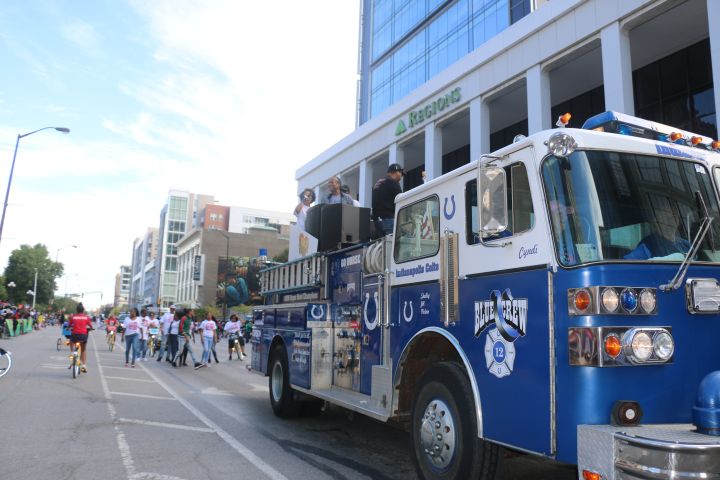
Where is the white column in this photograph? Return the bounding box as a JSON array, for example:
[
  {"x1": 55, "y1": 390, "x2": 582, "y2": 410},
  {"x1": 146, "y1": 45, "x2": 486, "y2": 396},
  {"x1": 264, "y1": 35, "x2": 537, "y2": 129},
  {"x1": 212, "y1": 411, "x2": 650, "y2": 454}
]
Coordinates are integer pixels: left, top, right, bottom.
[
  {"x1": 424, "y1": 123, "x2": 443, "y2": 181},
  {"x1": 470, "y1": 97, "x2": 490, "y2": 160},
  {"x1": 389, "y1": 143, "x2": 405, "y2": 188},
  {"x1": 527, "y1": 64, "x2": 551, "y2": 134},
  {"x1": 709, "y1": 0, "x2": 720, "y2": 138},
  {"x1": 358, "y1": 158, "x2": 372, "y2": 207},
  {"x1": 601, "y1": 21, "x2": 634, "y2": 115}
]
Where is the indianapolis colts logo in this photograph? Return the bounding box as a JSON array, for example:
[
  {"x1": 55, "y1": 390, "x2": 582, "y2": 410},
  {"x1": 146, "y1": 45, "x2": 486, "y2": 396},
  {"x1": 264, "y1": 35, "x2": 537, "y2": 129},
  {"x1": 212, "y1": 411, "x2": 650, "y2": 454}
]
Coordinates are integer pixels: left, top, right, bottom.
[
  {"x1": 310, "y1": 304, "x2": 325, "y2": 320},
  {"x1": 364, "y1": 292, "x2": 379, "y2": 331},
  {"x1": 402, "y1": 300, "x2": 414, "y2": 323},
  {"x1": 443, "y1": 195, "x2": 456, "y2": 220}
]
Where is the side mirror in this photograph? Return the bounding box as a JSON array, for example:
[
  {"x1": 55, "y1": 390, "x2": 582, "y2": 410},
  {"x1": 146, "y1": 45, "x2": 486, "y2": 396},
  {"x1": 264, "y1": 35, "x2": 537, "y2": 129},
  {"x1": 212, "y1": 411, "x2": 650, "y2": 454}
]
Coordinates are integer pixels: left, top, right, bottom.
[{"x1": 478, "y1": 166, "x2": 508, "y2": 235}]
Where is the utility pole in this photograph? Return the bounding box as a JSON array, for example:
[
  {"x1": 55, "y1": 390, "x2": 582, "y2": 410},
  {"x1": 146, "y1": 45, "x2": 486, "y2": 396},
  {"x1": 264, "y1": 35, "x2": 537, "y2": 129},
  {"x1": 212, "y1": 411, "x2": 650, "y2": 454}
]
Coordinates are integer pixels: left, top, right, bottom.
[{"x1": 32, "y1": 268, "x2": 37, "y2": 309}]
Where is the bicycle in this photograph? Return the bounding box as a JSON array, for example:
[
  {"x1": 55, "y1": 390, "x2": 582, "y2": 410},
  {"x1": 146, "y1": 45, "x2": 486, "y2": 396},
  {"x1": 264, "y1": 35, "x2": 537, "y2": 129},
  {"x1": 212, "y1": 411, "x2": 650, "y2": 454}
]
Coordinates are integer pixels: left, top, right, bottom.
[
  {"x1": 69, "y1": 341, "x2": 83, "y2": 378},
  {"x1": 229, "y1": 333, "x2": 244, "y2": 360},
  {"x1": 147, "y1": 332, "x2": 159, "y2": 357},
  {"x1": 107, "y1": 331, "x2": 116, "y2": 352},
  {"x1": 0, "y1": 348, "x2": 12, "y2": 378}
]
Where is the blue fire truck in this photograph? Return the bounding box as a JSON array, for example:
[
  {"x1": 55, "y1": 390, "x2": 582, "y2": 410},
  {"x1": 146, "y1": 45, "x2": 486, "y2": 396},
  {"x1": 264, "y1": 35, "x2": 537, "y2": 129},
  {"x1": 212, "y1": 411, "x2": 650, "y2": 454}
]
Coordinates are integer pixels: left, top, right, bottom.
[{"x1": 251, "y1": 112, "x2": 720, "y2": 479}]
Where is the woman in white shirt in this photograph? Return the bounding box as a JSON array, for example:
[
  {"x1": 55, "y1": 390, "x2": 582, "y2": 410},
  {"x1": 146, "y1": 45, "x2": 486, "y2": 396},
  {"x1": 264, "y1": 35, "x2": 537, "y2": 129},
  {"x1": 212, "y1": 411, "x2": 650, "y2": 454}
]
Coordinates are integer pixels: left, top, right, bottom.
[
  {"x1": 293, "y1": 188, "x2": 315, "y2": 231},
  {"x1": 168, "y1": 312, "x2": 181, "y2": 367},
  {"x1": 123, "y1": 308, "x2": 142, "y2": 368},
  {"x1": 196, "y1": 312, "x2": 217, "y2": 369},
  {"x1": 224, "y1": 314, "x2": 245, "y2": 361},
  {"x1": 138, "y1": 309, "x2": 150, "y2": 361}
]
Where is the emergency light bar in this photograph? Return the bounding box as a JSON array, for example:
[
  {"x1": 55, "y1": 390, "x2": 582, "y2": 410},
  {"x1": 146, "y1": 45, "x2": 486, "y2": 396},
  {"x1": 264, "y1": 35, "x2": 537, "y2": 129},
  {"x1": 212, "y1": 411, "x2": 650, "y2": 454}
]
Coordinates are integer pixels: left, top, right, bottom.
[{"x1": 581, "y1": 111, "x2": 720, "y2": 152}]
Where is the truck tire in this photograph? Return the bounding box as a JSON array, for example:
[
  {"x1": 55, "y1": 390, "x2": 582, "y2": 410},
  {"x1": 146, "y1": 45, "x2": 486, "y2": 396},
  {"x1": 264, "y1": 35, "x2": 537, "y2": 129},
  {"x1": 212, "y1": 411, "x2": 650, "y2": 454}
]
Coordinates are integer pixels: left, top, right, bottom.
[
  {"x1": 268, "y1": 346, "x2": 300, "y2": 418},
  {"x1": 411, "y1": 362, "x2": 501, "y2": 480}
]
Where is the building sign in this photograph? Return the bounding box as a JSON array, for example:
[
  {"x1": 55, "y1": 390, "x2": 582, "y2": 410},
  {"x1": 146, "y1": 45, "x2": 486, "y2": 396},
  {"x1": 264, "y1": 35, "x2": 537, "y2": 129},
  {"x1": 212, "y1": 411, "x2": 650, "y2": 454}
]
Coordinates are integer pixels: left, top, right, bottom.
[
  {"x1": 395, "y1": 87, "x2": 462, "y2": 136},
  {"x1": 192, "y1": 255, "x2": 203, "y2": 282}
]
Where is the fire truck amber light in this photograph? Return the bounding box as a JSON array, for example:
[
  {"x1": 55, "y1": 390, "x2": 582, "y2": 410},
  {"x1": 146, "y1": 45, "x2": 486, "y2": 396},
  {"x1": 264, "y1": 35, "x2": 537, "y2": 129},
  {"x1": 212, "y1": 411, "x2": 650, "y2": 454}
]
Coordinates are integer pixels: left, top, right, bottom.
[
  {"x1": 691, "y1": 136, "x2": 703, "y2": 145},
  {"x1": 629, "y1": 331, "x2": 653, "y2": 362},
  {"x1": 546, "y1": 132, "x2": 577, "y2": 157},
  {"x1": 574, "y1": 290, "x2": 591, "y2": 312},
  {"x1": 601, "y1": 288, "x2": 619, "y2": 313},
  {"x1": 670, "y1": 132, "x2": 684, "y2": 142},
  {"x1": 653, "y1": 331, "x2": 674, "y2": 361},
  {"x1": 582, "y1": 470, "x2": 602, "y2": 480},
  {"x1": 604, "y1": 334, "x2": 621, "y2": 358}
]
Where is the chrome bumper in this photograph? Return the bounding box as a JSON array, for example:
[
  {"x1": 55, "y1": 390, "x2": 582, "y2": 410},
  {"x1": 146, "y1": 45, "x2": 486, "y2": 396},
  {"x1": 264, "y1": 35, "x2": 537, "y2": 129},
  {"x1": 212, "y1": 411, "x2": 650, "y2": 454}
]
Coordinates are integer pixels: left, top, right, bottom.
[{"x1": 578, "y1": 424, "x2": 720, "y2": 479}]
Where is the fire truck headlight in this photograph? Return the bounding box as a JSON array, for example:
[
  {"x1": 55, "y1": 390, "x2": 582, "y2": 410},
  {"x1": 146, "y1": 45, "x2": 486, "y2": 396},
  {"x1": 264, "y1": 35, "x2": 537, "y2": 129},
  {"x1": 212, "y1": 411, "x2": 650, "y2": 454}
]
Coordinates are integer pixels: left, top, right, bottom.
[
  {"x1": 546, "y1": 132, "x2": 577, "y2": 157},
  {"x1": 601, "y1": 288, "x2": 619, "y2": 313},
  {"x1": 639, "y1": 289, "x2": 656, "y2": 314},
  {"x1": 652, "y1": 331, "x2": 674, "y2": 361},
  {"x1": 626, "y1": 330, "x2": 653, "y2": 362}
]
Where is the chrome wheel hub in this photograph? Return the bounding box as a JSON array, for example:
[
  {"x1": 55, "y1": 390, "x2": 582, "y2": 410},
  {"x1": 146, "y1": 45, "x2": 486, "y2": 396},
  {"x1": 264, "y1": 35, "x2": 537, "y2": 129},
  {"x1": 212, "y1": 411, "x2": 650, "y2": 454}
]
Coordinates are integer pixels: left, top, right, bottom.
[
  {"x1": 271, "y1": 361, "x2": 283, "y2": 401},
  {"x1": 419, "y1": 398, "x2": 456, "y2": 468}
]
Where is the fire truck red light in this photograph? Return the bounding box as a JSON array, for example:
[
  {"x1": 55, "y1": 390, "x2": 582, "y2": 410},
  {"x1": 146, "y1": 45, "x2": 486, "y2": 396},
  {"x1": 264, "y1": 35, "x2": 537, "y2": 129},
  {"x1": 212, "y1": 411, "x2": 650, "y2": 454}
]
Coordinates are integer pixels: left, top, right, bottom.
[
  {"x1": 574, "y1": 290, "x2": 591, "y2": 312},
  {"x1": 582, "y1": 470, "x2": 602, "y2": 480}
]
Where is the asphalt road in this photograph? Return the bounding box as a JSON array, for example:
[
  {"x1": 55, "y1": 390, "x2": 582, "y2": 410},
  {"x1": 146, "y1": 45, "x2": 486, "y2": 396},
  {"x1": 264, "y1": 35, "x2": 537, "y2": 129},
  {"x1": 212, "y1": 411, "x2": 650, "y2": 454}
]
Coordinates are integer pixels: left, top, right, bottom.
[{"x1": 0, "y1": 327, "x2": 577, "y2": 480}]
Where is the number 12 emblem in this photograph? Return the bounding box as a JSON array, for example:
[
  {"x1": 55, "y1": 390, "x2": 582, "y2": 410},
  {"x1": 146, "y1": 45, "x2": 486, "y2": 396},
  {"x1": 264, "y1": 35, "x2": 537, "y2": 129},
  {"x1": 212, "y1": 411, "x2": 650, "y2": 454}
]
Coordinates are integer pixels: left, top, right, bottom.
[{"x1": 484, "y1": 327, "x2": 516, "y2": 378}]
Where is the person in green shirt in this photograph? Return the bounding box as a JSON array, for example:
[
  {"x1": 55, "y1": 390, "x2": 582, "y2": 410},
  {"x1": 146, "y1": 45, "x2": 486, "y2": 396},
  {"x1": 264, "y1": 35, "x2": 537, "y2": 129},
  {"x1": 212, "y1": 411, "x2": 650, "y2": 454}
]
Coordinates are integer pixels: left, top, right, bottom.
[{"x1": 175, "y1": 309, "x2": 201, "y2": 368}]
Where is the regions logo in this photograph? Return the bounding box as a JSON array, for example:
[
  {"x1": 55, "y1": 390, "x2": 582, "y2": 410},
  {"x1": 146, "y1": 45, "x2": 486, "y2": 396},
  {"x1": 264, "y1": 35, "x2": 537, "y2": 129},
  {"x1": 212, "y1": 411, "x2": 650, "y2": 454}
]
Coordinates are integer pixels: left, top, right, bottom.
[{"x1": 474, "y1": 289, "x2": 528, "y2": 379}]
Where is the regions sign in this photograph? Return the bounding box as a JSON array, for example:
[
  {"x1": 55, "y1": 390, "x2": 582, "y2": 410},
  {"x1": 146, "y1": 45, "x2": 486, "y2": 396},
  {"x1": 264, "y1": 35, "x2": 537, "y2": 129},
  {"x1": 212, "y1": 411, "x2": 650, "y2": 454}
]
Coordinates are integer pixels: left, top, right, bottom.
[{"x1": 395, "y1": 87, "x2": 462, "y2": 136}]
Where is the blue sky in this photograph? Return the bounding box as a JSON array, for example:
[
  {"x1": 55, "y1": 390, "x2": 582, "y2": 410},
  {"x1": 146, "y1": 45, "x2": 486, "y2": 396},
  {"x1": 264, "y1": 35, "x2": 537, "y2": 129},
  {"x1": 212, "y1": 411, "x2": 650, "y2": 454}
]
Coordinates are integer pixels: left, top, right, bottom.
[{"x1": 0, "y1": 0, "x2": 360, "y2": 307}]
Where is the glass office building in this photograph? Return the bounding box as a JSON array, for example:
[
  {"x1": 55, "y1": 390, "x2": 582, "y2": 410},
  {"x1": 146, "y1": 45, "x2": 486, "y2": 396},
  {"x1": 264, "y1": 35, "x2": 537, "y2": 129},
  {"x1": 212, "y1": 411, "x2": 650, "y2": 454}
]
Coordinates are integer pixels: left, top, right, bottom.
[
  {"x1": 299, "y1": 0, "x2": 718, "y2": 205},
  {"x1": 360, "y1": 0, "x2": 535, "y2": 124}
]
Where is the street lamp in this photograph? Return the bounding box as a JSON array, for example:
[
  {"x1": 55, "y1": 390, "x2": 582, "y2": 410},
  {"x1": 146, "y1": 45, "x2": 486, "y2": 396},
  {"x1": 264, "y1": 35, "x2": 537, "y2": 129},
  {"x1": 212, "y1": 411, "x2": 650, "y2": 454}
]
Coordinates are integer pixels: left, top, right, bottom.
[
  {"x1": 0, "y1": 126, "x2": 71, "y2": 248},
  {"x1": 26, "y1": 289, "x2": 35, "y2": 308},
  {"x1": 55, "y1": 244, "x2": 78, "y2": 263}
]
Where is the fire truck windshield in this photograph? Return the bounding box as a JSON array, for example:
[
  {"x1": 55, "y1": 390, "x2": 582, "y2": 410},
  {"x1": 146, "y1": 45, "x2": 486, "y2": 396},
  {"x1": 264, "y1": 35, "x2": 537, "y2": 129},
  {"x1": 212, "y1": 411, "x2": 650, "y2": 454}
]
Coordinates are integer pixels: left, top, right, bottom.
[{"x1": 541, "y1": 150, "x2": 720, "y2": 267}]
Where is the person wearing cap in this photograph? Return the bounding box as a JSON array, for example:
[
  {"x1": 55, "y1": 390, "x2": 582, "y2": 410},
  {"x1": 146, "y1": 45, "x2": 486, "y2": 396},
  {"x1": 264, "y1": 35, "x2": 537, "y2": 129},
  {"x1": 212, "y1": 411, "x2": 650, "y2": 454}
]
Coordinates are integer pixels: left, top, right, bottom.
[
  {"x1": 372, "y1": 163, "x2": 404, "y2": 235},
  {"x1": 320, "y1": 176, "x2": 354, "y2": 205},
  {"x1": 156, "y1": 304, "x2": 176, "y2": 362}
]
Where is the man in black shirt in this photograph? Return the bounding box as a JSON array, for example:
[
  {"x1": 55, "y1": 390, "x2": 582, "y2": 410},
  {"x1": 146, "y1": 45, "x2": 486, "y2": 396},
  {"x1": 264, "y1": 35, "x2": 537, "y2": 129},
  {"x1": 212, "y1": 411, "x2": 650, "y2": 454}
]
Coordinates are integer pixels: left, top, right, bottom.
[{"x1": 372, "y1": 163, "x2": 404, "y2": 236}]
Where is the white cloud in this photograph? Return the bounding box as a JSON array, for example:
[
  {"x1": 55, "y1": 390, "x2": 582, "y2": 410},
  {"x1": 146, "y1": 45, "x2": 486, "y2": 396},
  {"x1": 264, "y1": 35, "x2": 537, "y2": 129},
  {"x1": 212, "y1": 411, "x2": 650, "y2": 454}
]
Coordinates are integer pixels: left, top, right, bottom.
[{"x1": 59, "y1": 20, "x2": 100, "y2": 54}]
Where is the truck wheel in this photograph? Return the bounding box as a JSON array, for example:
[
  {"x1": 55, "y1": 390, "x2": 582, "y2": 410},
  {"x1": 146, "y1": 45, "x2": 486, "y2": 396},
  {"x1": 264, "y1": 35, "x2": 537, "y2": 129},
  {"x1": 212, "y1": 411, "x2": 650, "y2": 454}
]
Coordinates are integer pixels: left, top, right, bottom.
[
  {"x1": 269, "y1": 347, "x2": 299, "y2": 418},
  {"x1": 411, "y1": 362, "x2": 500, "y2": 480}
]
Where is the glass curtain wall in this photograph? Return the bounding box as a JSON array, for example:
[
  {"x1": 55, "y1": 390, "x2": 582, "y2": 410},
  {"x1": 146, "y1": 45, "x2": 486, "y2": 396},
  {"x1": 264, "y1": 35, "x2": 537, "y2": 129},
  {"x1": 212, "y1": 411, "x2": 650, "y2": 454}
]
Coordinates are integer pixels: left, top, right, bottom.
[
  {"x1": 161, "y1": 196, "x2": 188, "y2": 305},
  {"x1": 370, "y1": 0, "x2": 531, "y2": 119}
]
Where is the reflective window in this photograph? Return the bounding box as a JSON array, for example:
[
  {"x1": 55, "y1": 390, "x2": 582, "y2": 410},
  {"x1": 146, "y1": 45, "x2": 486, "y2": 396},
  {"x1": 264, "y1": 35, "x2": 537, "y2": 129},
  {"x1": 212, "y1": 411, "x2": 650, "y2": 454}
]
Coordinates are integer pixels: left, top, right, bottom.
[{"x1": 394, "y1": 196, "x2": 441, "y2": 262}]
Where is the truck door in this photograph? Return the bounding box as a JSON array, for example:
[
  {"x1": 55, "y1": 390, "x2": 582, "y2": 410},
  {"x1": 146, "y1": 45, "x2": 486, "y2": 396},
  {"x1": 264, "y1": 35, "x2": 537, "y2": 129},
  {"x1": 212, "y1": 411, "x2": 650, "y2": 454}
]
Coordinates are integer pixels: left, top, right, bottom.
[{"x1": 459, "y1": 146, "x2": 555, "y2": 455}]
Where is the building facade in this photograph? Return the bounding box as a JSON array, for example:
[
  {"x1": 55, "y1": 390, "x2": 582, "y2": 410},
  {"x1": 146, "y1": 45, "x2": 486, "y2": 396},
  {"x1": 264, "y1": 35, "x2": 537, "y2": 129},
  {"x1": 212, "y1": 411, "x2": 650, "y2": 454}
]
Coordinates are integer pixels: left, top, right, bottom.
[
  {"x1": 113, "y1": 265, "x2": 131, "y2": 307},
  {"x1": 299, "y1": 0, "x2": 718, "y2": 202},
  {"x1": 227, "y1": 206, "x2": 294, "y2": 234},
  {"x1": 128, "y1": 227, "x2": 159, "y2": 308},
  {"x1": 175, "y1": 226, "x2": 289, "y2": 308}
]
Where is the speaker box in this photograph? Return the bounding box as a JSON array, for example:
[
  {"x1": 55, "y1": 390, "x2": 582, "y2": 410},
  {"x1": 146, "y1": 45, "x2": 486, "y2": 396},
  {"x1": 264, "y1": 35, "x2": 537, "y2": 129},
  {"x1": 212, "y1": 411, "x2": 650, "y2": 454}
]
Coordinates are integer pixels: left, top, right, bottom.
[
  {"x1": 305, "y1": 204, "x2": 324, "y2": 239},
  {"x1": 318, "y1": 204, "x2": 370, "y2": 251}
]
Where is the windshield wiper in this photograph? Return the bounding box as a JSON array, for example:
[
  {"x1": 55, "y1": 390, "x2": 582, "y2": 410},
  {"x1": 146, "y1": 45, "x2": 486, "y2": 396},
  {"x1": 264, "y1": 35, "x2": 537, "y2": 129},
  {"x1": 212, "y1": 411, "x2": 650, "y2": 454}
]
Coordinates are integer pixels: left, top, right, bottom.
[{"x1": 659, "y1": 191, "x2": 714, "y2": 292}]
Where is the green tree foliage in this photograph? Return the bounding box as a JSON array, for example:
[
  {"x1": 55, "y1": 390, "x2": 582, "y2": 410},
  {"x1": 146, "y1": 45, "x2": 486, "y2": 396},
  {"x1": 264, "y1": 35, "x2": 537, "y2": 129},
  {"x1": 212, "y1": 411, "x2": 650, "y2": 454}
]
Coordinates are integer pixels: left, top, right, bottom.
[
  {"x1": 49, "y1": 297, "x2": 78, "y2": 315},
  {"x1": 4, "y1": 244, "x2": 63, "y2": 304},
  {"x1": 273, "y1": 248, "x2": 288, "y2": 263}
]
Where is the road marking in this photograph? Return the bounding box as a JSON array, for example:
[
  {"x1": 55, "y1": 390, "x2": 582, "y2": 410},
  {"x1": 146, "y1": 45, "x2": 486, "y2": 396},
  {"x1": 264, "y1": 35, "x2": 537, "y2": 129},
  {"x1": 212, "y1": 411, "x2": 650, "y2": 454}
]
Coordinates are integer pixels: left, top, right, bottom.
[
  {"x1": 110, "y1": 391, "x2": 175, "y2": 401},
  {"x1": 103, "y1": 365, "x2": 140, "y2": 370},
  {"x1": 200, "y1": 387, "x2": 233, "y2": 396},
  {"x1": 40, "y1": 364, "x2": 69, "y2": 369},
  {"x1": 105, "y1": 376, "x2": 156, "y2": 383},
  {"x1": 117, "y1": 418, "x2": 214, "y2": 433},
  {"x1": 138, "y1": 362, "x2": 289, "y2": 480}
]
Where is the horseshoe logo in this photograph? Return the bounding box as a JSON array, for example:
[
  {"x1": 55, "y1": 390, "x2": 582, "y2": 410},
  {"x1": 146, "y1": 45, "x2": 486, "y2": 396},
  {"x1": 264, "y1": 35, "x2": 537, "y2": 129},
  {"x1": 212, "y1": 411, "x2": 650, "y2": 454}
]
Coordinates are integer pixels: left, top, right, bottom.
[
  {"x1": 403, "y1": 300, "x2": 414, "y2": 323},
  {"x1": 364, "y1": 292, "x2": 379, "y2": 331},
  {"x1": 443, "y1": 195, "x2": 456, "y2": 220},
  {"x1": 310, "y1": 305, "x2": 324, "y2": 320}
]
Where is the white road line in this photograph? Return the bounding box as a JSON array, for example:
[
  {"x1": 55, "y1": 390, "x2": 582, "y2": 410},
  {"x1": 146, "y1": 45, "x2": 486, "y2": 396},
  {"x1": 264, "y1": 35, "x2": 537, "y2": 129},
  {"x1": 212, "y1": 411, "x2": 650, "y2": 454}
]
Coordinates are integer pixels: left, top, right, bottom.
[
  {"x1": 40, "y1": 364, "x2": 69, "y2": 369},
  {"x1": 117, "y1": 418, "x2": 214, "y2": 433},
  {"x1": 137, "y1": 362, "x2": 289, "y2": 480},
  {"x1": 103, "y1": 365, "x2": 140, "y2": 370},
  {"x1": 105, "y1": 376, "x2": 156, "y2": 383},
  {"x1": 110, "y1": 391, "x2": 175, "y2": 401},
  {"x1": 91, "y1": 334, "x2": 139, "y2": 478}
]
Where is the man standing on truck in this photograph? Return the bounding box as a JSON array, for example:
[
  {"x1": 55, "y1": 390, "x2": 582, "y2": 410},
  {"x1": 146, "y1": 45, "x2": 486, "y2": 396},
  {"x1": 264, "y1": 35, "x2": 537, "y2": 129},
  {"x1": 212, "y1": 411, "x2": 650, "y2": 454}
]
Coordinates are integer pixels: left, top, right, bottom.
[{"x1": 372, "y1": 163, "x2": 404, "y2": 235}]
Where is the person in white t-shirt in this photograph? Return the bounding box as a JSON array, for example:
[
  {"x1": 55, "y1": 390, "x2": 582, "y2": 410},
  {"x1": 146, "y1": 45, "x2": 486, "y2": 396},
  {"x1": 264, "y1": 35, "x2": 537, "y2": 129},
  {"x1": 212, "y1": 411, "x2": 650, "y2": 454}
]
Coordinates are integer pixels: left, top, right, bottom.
[
  {"x1": 293, "y1": 188, "x2": 315, "y2": 231},
  {"x1": 196, "y1": 312, "x2": 217, "y2": 369},
  {"x1": 137, "y1": 309, "x2": 150, "y2": 361},
  {"x1": 156, "y1": 305, "x2": 176, "y2": 363},
  {"x1": 224, "y1": 314, "x2": 245, "y2": 361},
  {"x1": 123, "y1": 308, "x2": 142, "y2": 367}
]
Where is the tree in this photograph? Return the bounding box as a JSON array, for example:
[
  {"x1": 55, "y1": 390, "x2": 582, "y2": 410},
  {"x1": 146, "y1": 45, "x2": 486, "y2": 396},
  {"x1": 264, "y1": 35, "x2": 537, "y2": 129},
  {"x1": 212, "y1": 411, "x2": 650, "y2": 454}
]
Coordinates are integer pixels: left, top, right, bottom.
[
  {"x1": 4, "y1": 244, "x2": 64, "y2": 304},
  {"x1": 273, "y1": 248, "x2": 288, "y2": 263}
]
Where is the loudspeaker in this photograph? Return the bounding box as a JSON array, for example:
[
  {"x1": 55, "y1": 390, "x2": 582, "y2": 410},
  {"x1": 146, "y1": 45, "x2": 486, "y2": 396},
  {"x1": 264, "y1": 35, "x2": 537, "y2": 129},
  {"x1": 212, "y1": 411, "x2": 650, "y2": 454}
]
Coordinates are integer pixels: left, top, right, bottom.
[
  {"x1": 305, "y1": 204, "x2": 323, "y2": 239},
  {"x1": 318, "y1": 204, "x2": 370, "y2": 251}
]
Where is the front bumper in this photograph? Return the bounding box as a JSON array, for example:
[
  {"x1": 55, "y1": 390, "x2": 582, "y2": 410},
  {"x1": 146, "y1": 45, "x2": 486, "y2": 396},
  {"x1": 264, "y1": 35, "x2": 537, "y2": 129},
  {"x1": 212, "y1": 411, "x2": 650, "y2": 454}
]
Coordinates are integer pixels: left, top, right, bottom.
[{"x1": 578, "y1": 424, "x2": 720, "y2": 479}]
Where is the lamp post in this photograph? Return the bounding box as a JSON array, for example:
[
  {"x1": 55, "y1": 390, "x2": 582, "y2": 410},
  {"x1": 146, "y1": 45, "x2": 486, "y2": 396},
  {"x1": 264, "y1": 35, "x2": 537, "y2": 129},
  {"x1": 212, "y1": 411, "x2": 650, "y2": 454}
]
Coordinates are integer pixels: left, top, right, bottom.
[
  {"x1": 55, "y1": 244, "x2": 77, "y2": 263},
  {"x1": 32, "y1": 268, "x2": 37, "y2": 309},
  {"x1": 26, "y1": 289, "x2": 35, "y2": 308},
  {"x1": 220, "y1": 232, "x2": 230, "y2": 322},
  {"x1": 0, "y1": 126, "x2": 70, "y2": 248}
]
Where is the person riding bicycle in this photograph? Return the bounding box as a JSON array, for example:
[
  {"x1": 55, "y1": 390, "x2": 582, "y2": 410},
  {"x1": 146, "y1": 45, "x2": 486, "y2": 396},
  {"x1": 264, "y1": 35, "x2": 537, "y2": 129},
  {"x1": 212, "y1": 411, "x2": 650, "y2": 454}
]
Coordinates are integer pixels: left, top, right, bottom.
[
  {"x1": 106, "y1": 315, "x2": 118, "y2": 344},
  {"x1": 224, "y1": 314, "x2": 245, "y2": 360},
  {"x1": 68, "y1": 303, "x2": 94, "y2": 373}
]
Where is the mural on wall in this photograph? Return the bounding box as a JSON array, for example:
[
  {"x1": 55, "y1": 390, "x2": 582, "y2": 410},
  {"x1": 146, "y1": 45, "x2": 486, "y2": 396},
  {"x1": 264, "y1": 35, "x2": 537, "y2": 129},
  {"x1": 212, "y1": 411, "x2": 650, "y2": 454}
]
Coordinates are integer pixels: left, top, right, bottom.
[{"x1": 216, "y1": 257, "x2": 263, "y2": 307}]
